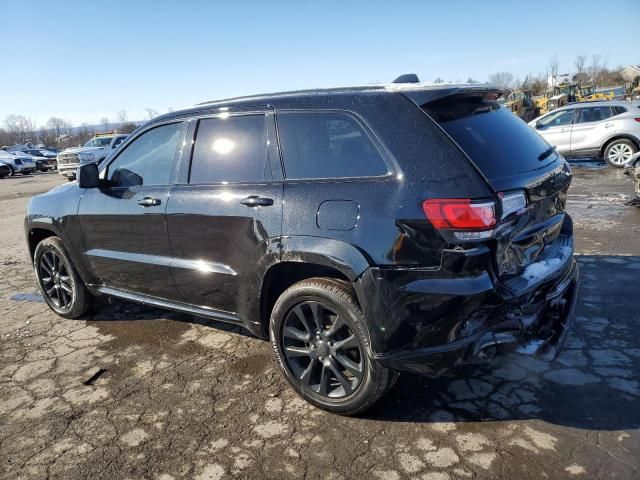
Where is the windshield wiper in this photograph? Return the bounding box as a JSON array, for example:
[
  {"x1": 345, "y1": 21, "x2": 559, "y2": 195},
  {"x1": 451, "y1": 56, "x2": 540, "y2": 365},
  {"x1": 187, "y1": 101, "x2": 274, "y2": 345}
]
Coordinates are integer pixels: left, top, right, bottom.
[
  {"x1": 538, "y1": 145, "x2": 557, "y2": 161},
  {"x1": 471, "y1": 106, "x2": 492, "y2": 115}
]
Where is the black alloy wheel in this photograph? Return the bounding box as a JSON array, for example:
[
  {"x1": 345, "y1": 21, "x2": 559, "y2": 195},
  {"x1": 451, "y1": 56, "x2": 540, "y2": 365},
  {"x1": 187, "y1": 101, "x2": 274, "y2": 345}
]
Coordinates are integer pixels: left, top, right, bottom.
[
  {"x1": 34, "y1": 236, "x2": 92, "y2": 318},
  {"x1": 282, "y1": 300, "x2": 364, "y2": 398},
  {"x1": 38, "y1": 250, "x2": 74, "y2": 310},
  {"x1": 270, "y1": 278, "x2": 396, "y2": 415}
]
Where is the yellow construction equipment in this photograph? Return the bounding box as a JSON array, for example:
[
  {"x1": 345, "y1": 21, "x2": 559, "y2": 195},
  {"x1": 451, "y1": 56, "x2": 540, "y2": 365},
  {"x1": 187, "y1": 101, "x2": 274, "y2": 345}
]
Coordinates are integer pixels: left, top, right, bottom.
[{"x1": 500, "y1": 89, "x2": 539, "y2": 121}]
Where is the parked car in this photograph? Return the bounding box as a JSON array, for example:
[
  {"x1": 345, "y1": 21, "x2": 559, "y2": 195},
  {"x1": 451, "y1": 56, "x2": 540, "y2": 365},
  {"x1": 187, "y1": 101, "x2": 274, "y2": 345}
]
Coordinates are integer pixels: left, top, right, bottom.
[
  {"x1": 26, "y1": 82, "x2": 578, "y2": 415},
  {"x1": 529, "y1": 100, "x2": 640, "y2": 167},
  {"x1": 22, "y1": 149, "x2": 58, "y2": 170},
  {"x1": 57, "y1": 133, "x2": 128, "y2": 180},
  {"x1": 0, "y1": 160, "x2": 11, "y2": 178},
  {"x1": 13, "y1": 151, "x2": 54, "y2": 172},
  {"x1": 0, "y1": 150, "x2": 36, "y2": 175}
]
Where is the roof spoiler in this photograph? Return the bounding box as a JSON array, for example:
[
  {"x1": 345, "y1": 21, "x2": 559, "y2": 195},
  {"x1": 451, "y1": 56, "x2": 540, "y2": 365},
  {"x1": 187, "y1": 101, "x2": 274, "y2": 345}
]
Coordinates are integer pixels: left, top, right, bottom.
[
  {"x1": 396, "y1": 85, "x2": 503, "y2": 106},
  {"x1": 393, "y1": 73, "x2": 420, "y2": 84}
]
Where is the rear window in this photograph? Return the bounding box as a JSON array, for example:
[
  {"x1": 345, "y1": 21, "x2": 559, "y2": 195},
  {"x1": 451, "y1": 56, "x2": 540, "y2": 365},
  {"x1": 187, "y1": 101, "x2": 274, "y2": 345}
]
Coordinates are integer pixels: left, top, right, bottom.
[
  {"x1": 277, "y1": 111, "x2": 389, "y2": 179},
  {"x1": 423, "y1": 95, "x2": 557, "y2": 180}
]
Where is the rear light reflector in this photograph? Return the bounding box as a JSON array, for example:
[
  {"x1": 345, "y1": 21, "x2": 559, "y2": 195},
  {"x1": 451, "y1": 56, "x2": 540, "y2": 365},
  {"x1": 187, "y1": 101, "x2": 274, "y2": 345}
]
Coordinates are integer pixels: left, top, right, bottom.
[
  {"x1": 499, "y1": 191, "x2": 527, "y2": 218},
  {"x1": 634, "y1": 118, "x2": 640, "y2": 123},
  {"x1": 422, "y1": 199, "x2": 496, "y2": 230}
]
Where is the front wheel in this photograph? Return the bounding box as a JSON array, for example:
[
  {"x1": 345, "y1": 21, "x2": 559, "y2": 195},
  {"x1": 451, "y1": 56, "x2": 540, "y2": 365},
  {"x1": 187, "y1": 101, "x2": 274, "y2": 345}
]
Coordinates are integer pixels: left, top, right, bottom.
[
  {"x1": 270, "y1": 278, "x2": 395, "y2": 415},
  {"x1": 34, "y1": 236, "x2": 92, "y2": 318},
  {"x1": 604, "y1": 139, "x2": 637, "y2": 168}
]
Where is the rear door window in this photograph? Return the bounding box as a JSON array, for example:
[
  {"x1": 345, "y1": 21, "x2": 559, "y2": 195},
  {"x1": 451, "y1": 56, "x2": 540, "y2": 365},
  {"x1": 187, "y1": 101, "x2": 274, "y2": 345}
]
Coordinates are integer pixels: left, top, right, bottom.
[
  {"x1": 423, "y1": 94, "x2": 559, "y2": 181},
  {"x1": 277, "y1": 111, "x2": 389, "y2": 179},
  {"x1": 189, "y1": 115, "x2": 270, "y2": 184},
  {"x1": 577, "y1": 106, "x2": 613, "y2": 124}
]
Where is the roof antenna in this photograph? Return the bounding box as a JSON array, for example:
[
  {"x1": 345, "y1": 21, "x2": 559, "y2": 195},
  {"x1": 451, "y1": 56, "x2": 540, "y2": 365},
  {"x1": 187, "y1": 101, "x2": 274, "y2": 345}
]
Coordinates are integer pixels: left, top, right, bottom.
[{"x1": 392, "y1": 73, "x2": 420, "y2": 84}]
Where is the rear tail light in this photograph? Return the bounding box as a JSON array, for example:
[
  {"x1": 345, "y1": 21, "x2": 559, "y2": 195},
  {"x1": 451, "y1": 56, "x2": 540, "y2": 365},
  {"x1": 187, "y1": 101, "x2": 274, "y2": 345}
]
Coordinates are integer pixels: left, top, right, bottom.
[
  {"x1": 634, "y1": 118, "x2": 640, "y2": 123},
  {"x1": 422, "y1": 199, "x2": 496, "y2": 230}
]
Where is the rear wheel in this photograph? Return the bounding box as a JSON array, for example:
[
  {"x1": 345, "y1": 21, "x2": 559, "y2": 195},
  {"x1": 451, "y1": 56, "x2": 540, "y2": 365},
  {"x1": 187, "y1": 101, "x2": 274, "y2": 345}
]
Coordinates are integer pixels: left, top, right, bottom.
[
  {"x1": 34, "y1": 237, "x2": 92, "y2": 318},
  {"x1": 270, "y1": 278, "x2": 395, "y2": 415},
  {"x1": 604, "y1": 139, "x2": 637, "y2": 167}
]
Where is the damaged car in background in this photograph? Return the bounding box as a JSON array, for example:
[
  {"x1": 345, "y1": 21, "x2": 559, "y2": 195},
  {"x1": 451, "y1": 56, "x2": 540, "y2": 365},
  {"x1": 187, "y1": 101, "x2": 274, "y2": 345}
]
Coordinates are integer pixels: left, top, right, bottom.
[
  {"x1": 0, "y1": 150, "x2": 36, "y2": 175},
  {"x1": 25, "y1": 78, "x2": 578, "y2": 414}
]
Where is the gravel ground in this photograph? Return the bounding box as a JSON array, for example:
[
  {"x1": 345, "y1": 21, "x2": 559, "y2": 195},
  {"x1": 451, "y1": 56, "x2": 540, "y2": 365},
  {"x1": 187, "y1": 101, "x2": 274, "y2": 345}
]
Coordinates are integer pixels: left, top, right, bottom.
[{"x1": 1, "y1": 165, "x2": 639, "y2": 480}]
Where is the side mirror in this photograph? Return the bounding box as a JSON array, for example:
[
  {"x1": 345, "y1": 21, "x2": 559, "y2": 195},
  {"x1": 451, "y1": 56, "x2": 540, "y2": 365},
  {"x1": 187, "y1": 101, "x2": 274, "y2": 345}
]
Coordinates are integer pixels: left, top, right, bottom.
[{"x1": 78, "y1": 163, "x2": 100, "y2": 188}]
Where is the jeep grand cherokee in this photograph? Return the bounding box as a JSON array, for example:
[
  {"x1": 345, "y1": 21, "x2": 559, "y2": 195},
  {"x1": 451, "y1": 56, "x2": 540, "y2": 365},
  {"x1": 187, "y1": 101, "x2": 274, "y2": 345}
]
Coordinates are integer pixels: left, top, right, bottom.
[{"x1": 25, "y1": 81, "x2": 578, "y2": 414}]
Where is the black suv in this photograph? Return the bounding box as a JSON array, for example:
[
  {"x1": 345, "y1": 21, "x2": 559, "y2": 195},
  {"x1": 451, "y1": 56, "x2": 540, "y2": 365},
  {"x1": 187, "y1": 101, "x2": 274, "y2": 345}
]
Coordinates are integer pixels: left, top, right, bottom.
[{"x1": 25, "y1": 82, "x2": 578, "y2": 414}]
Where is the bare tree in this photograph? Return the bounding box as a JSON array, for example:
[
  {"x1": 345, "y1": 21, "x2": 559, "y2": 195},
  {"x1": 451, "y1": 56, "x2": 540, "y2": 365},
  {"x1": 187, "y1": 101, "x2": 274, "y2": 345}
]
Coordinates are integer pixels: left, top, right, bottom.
[
  {"x1": 116, "y1": 110, "x2": 128, "y2": 128},
  {"x1": 488, "y1": 71, "x2": 515, "y2": 90},
  {"x1": 574, "y1": 54, "x2": 587, "y2": 79},
  {"x1": 100, "y1": 116, "x2": 110, "y2": 132},
  {"x1": 4, "y1": 115, "x2": 37, "y2": 144},
  {"x1": 145, "y1": 108, "x2": 159, "y2": 120},
  {"x1": 0, "y1": 127, "x2": 13, "y2": 146},
  {"x1": 590, "y1": 54, "x2": 602, "y2": 85},
  {"x1": 548, "y1": 53, "x2": 560, "y2": 86},
  {"x1": 433, "y1": 77, "x2": 444, "y2": 84},
  {"x1": 465, "y1": 77, "x2": 479, "y2": 84}
]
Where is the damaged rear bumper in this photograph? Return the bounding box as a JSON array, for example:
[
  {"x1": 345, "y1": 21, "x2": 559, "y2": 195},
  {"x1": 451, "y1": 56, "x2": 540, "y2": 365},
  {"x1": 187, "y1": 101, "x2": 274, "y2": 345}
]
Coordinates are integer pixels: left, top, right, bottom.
[{"x1": 359, "y1": 242, "x2": 579, "y2": 376}]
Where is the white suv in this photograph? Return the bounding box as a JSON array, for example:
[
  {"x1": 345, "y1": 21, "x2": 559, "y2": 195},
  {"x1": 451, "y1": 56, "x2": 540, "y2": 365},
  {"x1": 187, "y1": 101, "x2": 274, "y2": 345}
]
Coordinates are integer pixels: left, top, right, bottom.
[{"x1": 529, "y1": 101, "x2": 640, "y2": 167}]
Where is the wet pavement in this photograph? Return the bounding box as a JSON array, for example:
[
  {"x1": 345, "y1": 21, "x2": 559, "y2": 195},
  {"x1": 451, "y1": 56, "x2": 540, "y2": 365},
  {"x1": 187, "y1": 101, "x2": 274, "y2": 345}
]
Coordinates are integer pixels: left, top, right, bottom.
[{"x1": 0, "y1": 162, "x2": 639, "y2": 479}]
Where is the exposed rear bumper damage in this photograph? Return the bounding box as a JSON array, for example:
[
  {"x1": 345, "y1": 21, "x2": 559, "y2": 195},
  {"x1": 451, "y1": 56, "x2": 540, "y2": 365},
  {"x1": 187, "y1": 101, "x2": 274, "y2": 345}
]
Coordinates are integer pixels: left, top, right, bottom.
[{"x1": 359, "y1": 235, "x2": 579, "y2": 376}]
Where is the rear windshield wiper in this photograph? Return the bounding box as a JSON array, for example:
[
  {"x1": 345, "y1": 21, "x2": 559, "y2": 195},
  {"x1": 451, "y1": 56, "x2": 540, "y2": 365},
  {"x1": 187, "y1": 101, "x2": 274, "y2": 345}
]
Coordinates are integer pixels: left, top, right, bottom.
[
  {"x1": 538, "y1": 145, "x2": 557, "y2": 161},
  {"x1": 471, "y1": 105, "x2": 492, "y2": 115}
]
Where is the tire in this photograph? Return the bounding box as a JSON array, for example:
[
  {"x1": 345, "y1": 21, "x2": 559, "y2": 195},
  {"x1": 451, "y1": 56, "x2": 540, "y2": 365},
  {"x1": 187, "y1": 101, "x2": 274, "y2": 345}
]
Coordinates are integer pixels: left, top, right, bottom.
[
  {"x1": 269, "y1": 277, "x2": 395, "y2": 415},
  {"x1": 8, "y1": 166, "x2": 15, "y2": 176},
  {"x1": 604, "y1": 139, "x2": 637, "y2": 168},
  {"x1": 34, "y1": 236, "x2": 92, "y2": 319}
]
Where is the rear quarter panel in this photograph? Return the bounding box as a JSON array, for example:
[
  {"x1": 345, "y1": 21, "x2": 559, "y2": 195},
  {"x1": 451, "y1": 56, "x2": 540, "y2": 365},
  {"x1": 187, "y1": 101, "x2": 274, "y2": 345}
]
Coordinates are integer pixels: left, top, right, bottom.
[{"x1": 277, "y1": 93, "x2": 493, "y2": 269}]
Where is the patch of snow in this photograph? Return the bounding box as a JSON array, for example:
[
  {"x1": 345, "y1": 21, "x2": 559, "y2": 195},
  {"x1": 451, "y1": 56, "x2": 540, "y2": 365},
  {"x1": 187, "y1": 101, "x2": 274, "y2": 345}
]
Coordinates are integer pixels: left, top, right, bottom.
[
  {"x1": 515, "y1": 339, "x2": 545, "y2": 355},
  {"x1": 521, "y1": 246, "x2": 572, "y2": 286}
]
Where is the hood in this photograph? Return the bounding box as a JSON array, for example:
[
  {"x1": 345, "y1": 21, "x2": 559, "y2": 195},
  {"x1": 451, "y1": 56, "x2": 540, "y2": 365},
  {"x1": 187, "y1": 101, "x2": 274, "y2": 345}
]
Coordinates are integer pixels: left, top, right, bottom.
[
  {"x1": 63, "y1": 146, "x2": 105, "y2": 155},
  {"x1": 45, "y1": 181, "x2": 78, "y2": 195}
]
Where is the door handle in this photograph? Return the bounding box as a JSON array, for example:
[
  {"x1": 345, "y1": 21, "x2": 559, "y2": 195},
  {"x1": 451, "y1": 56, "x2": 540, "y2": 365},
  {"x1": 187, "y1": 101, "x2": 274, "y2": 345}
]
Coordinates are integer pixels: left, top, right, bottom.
[
  {"x1": 137, "y1": 197, "x2": 161, "y2": 207},
  {"x1": 240, "y1": 195, "x2": 274, "y2": 207},
  {"x1": 604, "y1": 123, "x2": 614, "y2": 128}
]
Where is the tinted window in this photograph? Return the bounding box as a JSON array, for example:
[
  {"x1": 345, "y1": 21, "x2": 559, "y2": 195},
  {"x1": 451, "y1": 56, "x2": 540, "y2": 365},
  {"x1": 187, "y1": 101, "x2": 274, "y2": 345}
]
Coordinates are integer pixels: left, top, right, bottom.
[
  {"x1": 577, "y1": 106, "x2": 613, "y2": 124},
  {"x1": 423, "y1": 95, "x2": 559, "y2": 180},
  {"x1": 538, "y1": 109, "x2": 575, "y2": 127},
  {"x1": 277, "y1": 112, "x2": 388, "y2": 179},
  {"x1": 613, "y1": 106, "x2": 628, "y2": 115},
  {"x1": 112, "y1": 136, "x2": 127, "y2": 148},
  {"x1": 190, "y1": 115, "x2": 269, "y2": 184},
  {"x1": 107, "y1": 122, "x2": 183, "y2": 187},
  {"x1": 85, "y1": 137, "x2": 112, "y2": 148}
]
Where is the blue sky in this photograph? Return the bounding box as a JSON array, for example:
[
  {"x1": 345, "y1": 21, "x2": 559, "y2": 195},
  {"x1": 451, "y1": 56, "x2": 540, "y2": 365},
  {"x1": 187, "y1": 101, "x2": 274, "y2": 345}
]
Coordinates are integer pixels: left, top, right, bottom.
[{"x1": 1, "y1": 0, "x2": 638, "y2": 126}]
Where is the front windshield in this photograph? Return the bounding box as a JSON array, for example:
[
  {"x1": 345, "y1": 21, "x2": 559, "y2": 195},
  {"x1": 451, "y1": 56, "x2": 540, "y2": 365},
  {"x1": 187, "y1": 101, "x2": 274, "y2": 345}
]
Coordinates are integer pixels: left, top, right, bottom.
[{"x1": 83, "y1": 137, "x2": 112, "y2": 148}]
